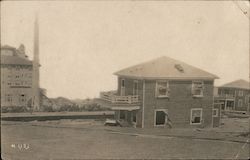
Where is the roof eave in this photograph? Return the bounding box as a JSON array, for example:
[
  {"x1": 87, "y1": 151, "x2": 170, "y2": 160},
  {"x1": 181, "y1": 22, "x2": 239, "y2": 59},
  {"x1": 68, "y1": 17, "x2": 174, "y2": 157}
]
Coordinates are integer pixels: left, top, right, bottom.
[{"x1": 114, "y1": 73, "x2": 218, "y2": 80}]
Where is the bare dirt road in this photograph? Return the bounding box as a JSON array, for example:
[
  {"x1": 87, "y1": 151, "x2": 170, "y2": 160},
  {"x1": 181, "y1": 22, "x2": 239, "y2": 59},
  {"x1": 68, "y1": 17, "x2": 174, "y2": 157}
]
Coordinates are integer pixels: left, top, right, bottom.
[{"x1": 1, "y1": 118, "x2": 249, "y2": 159}]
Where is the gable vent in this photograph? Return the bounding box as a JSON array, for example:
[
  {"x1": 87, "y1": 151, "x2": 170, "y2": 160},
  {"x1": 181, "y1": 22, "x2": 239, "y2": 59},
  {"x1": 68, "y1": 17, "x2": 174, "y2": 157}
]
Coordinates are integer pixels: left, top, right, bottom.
[{"x1": 174, "y1": 64, "x2": 184, "y2": 73}]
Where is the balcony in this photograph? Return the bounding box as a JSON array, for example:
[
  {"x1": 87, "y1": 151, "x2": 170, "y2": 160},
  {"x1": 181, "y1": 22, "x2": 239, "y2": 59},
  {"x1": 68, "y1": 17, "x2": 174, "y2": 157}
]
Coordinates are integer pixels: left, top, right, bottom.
[
  {"x1": 215, "y1": 94, "x2": 235, "y2": 100},
  {"x1": 100, "y1": 91, "x2": 140, "y2": 104}
]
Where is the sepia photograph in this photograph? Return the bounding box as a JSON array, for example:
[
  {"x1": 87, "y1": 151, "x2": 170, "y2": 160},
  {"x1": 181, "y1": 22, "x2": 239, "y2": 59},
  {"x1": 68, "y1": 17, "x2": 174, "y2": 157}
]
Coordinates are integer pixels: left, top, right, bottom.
[{"x1": 1, "y1": 0, "x2": 249, "y2": 159}]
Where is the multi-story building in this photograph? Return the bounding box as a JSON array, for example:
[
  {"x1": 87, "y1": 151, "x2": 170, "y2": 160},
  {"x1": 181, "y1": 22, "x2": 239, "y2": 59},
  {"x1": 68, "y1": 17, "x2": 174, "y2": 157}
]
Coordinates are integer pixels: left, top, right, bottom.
[
  {"x1": 99, "y1": 56, "x2": 221, "y2": 128},
  {"x1": 1, "y1": 16, "x2": 41, "y2": 110},
  {"x1": 1, "y1": 45, "x2": 35, "y2": 108},
  {"x1": 215, "y1": 79, "x2": 250, "y2": 111}
]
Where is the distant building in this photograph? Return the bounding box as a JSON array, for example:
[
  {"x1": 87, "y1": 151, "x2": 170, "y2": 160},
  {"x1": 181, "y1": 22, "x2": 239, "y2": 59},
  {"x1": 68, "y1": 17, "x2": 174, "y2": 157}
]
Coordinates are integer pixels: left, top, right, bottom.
[
  {"x1": 1, "y1": 16, "x2": 42, "y2": 111},
  {"x1": 215, "y1": 79, "x2": 250, "y2": 111},
  {"x1": 0, "y1": 44, "x2": 38, "y2": 108},
  {"x1": 99, "y1": 56, "x2": 221, "y2": 128}
]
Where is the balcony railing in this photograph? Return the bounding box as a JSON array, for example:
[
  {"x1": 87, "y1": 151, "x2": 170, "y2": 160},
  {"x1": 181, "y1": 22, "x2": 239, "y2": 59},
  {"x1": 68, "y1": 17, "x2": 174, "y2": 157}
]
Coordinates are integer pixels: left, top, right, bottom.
[
  {"x1": 215, "y1": 94, "x2": 235, "y2": 99},
  {"x1": 100, "y1": 91, "x2": 139, "y2": 104}
]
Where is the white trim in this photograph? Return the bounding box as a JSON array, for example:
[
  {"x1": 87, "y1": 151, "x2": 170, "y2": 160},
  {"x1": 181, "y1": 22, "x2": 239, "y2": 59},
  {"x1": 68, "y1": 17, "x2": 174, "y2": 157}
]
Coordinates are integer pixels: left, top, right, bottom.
[
  {"x1": 154, "y1": 109, "x2": 168, "y2": 127},
  {"x1": 213, "y1": 108, "x2": 219, "y2": 117},
  {"x1": 190, "y1": 108, "x2": 203, "y2": 125},
  {"x1": 111, "y1": 106, "x2": 140, "y2": 111}
]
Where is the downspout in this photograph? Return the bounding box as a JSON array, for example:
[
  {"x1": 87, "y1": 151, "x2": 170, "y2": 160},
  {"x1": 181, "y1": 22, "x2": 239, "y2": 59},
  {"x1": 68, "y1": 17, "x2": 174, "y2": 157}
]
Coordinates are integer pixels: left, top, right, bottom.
[
  {"x1": 212, "y1": 86, "x2": 214, "y2": 128},
  {"x1": 142, "y1": 80, "x2": 145, "y2": 128}
]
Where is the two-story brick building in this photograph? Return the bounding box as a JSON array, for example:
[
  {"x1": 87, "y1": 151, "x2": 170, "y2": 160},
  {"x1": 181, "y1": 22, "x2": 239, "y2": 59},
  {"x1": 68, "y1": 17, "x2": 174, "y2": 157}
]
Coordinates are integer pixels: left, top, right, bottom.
[
  {"x1": 100, "y1": 56, "x2": 220, "y2": 128},
  {"x1": 215, "y1": 79, "x2": 249, "y2": 112}
]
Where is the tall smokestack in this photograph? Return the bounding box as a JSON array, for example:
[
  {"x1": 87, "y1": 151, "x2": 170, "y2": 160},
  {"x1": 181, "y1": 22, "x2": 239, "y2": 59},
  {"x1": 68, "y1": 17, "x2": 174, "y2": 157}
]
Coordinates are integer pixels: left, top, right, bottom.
[{"x1": 32, "y1": 13, "x2": 40, "y2": 111}]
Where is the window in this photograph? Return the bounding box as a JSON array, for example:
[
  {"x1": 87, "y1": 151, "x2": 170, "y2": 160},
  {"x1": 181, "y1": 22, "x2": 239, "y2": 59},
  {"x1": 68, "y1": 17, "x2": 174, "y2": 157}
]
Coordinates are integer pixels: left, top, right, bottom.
[
  {"x1": 190, "y1": 108, "x2": 202, "y2": 125},
  {"x1": 121, "y1": 79, "x2": 125, "y2": 87},
  {"x1": 133, "y1": 80, "x2": 139, "y2": 95},
  {"x1": 156, "y1": 81, "x2": 169, "y2": 97},
  {"x1": 132, "y1": 112, "x2": 137, "y2": 123},
  {"x1": 192, "y1": 81, "x2": 204, "y2": 97},
  {"x1": 119, "y1": 110, "x2": 126, "y2": 120},
  {"x1": 245, "y1": 96, "x2": 249, "y2": 104},
  {"x1": 213, "y1": 109, "x2": 219, "y2": 117},
  {"x1": 19, "y1": 94, "x2": 26, "y2": 102},
  {"x1": 120, "y1": 79, "x2": 125, "y2": 96},
  {"x1": 154, "y1": 109, "x2": 168, "y2": 126},
  {"x1": 5, "y1": 94, "x2": 12, "y2": 102},
  {"x1": 238, "y1": 90, "x2": 243, "y2": 97},
  {"x1": 238, "y1": 99, "x2": 243, "y2": 107}
]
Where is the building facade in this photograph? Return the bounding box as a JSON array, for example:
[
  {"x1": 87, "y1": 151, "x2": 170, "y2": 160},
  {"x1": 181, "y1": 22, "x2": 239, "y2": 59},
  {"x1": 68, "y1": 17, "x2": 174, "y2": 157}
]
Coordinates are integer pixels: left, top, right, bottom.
[
  {"x1": 215, "y1": 79, "x2": 250, "y2": 112},
  {"x1": 1, "y1": 16, "x2": 42, "y2": 111},
  {"x1": 100, "y1": 56, "x2": 220, "y2": 128},
  {"x1": 1, "y1": 45, "x2": 35, "y2": 108}
]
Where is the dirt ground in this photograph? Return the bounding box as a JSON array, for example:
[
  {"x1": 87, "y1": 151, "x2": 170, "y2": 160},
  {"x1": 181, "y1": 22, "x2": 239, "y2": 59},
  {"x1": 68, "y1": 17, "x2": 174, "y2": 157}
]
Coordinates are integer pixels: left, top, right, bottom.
[{"x1": 1, "y1": 117, "x2": 249, "y2": 159}]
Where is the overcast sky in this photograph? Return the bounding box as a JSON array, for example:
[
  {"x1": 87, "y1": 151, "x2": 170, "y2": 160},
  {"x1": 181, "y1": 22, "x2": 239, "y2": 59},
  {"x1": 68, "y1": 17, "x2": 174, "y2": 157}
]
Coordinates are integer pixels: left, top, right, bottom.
[{"x1": 1, "y1": 1, "x2": 249, "y2": 99}]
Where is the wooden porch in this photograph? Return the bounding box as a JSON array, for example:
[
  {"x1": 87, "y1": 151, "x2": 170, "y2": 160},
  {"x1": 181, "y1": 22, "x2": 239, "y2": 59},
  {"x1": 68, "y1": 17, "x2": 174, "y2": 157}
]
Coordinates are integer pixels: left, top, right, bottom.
[{"x1": 100, "y1": 91, "x2": 140, "y2": 104}]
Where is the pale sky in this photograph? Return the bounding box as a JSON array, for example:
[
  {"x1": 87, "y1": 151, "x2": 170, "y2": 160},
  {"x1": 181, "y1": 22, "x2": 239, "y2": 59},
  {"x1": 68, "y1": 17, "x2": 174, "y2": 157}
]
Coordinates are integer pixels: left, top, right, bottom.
[{"x1": 1, "y1": 1, "x2": 249, "y2": 99}]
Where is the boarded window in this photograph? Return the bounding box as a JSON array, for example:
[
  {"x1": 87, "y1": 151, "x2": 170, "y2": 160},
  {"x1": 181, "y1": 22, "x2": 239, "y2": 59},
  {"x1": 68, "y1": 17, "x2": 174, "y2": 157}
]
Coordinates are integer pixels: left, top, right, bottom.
[
  {"x1": 156, "y1": 81, "x2": 169, "y2": 97},
  {"x1": 192, "y1": 81, "x2": 204, "y2": 97},
  {"x1": 190, "y1": 109, "x2": 202, "y2": 124}
]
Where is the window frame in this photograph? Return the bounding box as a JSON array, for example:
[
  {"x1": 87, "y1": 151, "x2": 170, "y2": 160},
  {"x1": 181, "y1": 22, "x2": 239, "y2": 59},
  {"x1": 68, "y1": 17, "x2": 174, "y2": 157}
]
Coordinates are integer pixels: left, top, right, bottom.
[
  {"x1": 5, "y1": 94, "x2": 13, "y2": 102},
  {"x1": 120, "y1": 79, "x2": 125, "y2": 96},
  {"x1": 19, "y1": 94, "x2": 27, "y2": 103},
  {"x1": 245, "y1": 95, "x2": 249, "y2": 104},
  {"x1": 154, "y1": 109, "x2": 168, "y2": 127},
  {"x1": 238, "y1": 99, "x2": 243, "y2": 107},
  {"x1": 133, "y1": 80, "x2": 139, "y2": 95},
  {"x1": 190, "y1": 108, "x2": 203, "y2": 125},
  {"x1": 212, "y1": 108, "x2": 219, "y2": 117},
  {"x1": 155, "y1": 81, "x2": 170, "y2": 98},
  {"x1": 238, "y1": 90, "x2": 244, "y2": 97},
  {"x1": 191, "y1": 81, "x2": 204, "y2": 97}
]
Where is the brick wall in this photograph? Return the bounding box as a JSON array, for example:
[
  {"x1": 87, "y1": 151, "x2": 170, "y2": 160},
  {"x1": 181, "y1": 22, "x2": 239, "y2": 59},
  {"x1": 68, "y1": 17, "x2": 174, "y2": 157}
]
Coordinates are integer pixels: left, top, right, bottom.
[{"x1": 143, "y1": 80, "x2": 214, "y2": 128}]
